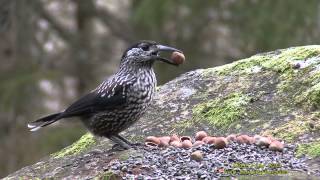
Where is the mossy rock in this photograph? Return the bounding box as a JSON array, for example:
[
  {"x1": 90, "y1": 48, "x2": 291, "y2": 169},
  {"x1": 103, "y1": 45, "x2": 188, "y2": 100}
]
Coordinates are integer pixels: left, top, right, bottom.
[{"x1": 5, "y1": 45, "x2": 320, "y2": 179}]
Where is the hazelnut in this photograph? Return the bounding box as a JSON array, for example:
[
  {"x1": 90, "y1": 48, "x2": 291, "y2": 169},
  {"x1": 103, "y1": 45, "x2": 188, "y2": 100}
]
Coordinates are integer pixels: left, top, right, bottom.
[
  {"x1": 226, "y1": 134, "x2": 237, "y2": 143},
  {"x1": 145, "y1": 141, "x2": 158, "y2": 147},
  {"x1": 255, "y1": 136, "x2": 271, "y2": 147},
  {"x1": 191, "y1": 151, "x2": 203, "y2": 162},
  {"x1": 158, "y1": 136, "x2": 171, "y2": 147},
  {"x1": 170, "y1": 140, "x2": 182, "y2": 148},
  {"x1": 214, "y1": 137, "x2": 227, "y2": 149},
  {"x1": 171, "y1": 51, "x2": 185, "y2": 65},
  {"x1": 203, "y1": 136, "x2": 216, "y2": 144},
  {"x1": 195, "y1": 131, "x2": 208, "y2": 141},
  {"x1": 145, "y1": 136, "x2": 160, "y2": 145},
  {"x1": 269, "y1": 140, "x2": 284, "y2": 152},
  {"x1": 181, "y1": 140, "x2": 193, "y2": 149},
  {"x1": 193, "y1": 140, "x2": 205, "y2": 147},
  {"x1": 170, "y1": 134, "x2": 180, "y2": 142},
  {"x1": 180, "y1": 136, "x2": 192, "y2": 142}
]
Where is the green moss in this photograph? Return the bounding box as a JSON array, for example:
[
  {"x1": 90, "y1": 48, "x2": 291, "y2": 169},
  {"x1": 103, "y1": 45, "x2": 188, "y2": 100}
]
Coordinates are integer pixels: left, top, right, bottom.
[
  {"x1": 94, "y1": 171, "x2": 119, "y2": 180},
  {"x1": 296, "y1": 141, "x2": 320, "y2": 158},
  {"x1": 296, "y1": 82, "x2": 320, "y2": 109},
  {"x1": 52, "y1": 133, "x2": 96, "y2": 158},
  {"x1": 261, "y1": 46, "x2": 320, "y2": 72},
  {"x1": 172, "y1": 118, "x2": 195, "y2": 134},
  {"x1": 262, "y1": 119, "x2": 309, "y2": 143},
  {"x1": 192, "y1": 92, "x2": 251, "y2": 129},
  {"x1": 203, "y1": 46, "x2": 320, "y2": 77}
]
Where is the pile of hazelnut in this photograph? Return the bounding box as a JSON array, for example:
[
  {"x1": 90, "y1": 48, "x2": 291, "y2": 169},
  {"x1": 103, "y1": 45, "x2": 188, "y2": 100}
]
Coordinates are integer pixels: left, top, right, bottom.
[{"x1": 145, "y1": 131, "x2": 284, "y2": 152}]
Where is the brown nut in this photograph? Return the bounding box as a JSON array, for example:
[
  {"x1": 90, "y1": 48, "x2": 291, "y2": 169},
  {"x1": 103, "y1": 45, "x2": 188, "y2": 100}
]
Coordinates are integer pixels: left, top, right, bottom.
[
  {"x1": 193, "y1": 140, "x2": 205, "y2": 147},
  {"x1": 195, "y1": 131, "x2": 208, "y2": 141},
  {"x1": 145, "y1": 136, "x2": 160, "y2": 145},
  {"x1": 171, "y1": 51, "x2": 185, "y2": 65},
  {"x1": 203, "y1": 136, "x2": 216, "y2": 144},
  {"x1": 158, "y1": 136, "x2": 171, "y2": 147},
  {"x1": 145, "y1": 141, "x2": 158, "y2": 147},
  {"x1": 269, "y1": 140, "x2": 284, "y2": 152},
  {"x1": 181, "y1": 140, "x2": 193, "y2": 149},
  {"x1": 237, "y1": 135, "x2": 252, "y2": 144},
  {"x1": 226, "y1": 134, "x2": 237, "y2": 143},
  {"x1": 214, "y1": 137, "x2": 227, "y2": 149},
  {"x1": 170, "y1": 140, "x2": 182, "y2": 148},
  {"x1": 254, "y1": 135, "x2": 271, "y2": 147},
  {"x1": 180, "y1": 136, "x2": 192, "y2": 142},
  {"x1": 266, "y1": 135, "x2": 276, "y2": 142},
  {"x1": 170, "y1": 134, "x2": 180, "y2": 142},
  {"x1": 190, "y1": 150, "x2": 203, "y2": 162},
  {"x1": 236, "y1": 135, "x2": 245, "y2": 144}
]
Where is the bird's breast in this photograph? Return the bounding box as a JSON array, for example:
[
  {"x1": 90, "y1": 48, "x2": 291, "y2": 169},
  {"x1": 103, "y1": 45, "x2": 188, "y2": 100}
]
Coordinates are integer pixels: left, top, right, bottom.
[{"x1": 127, "y1": 70, "x2": 156, "y2": 105}]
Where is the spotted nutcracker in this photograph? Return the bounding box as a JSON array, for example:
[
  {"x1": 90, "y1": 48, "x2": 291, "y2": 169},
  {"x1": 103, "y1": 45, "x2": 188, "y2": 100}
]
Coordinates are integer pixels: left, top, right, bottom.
[{"x1": 28, "y1": 40, "x2": 183, "y2": 149}]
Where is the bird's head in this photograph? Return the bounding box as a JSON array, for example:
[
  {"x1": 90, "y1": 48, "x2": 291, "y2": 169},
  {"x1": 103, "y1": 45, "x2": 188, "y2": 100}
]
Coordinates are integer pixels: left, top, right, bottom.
[{"x1": 120, "y1": 40, "x2": 182, "y2": 67}]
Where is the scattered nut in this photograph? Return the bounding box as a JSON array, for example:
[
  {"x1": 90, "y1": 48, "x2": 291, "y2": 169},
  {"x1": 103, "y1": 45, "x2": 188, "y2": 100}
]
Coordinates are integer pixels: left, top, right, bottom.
[
  {"x1": 226, "y1": 134, "x2": 237, "y2": 143},
  {"x1": 145, "y1": 136, "x2": 160, "y2": 145},
  {"x1": 195, "y1": 131, "x2": 208, "y2": 141},
  {"x1": 254, "y1": 135, "x2": 271, "y2": 147},
  {"x1": 159, "y1": 136, "x2": 171, "y2": 147},
  {"x1": 190, "y1": 150, "x2": 203, "y2": 162},
  {"x1": 237, "y1": 135, "x2": 253, "y2": 144},
  {"x1": 170, "y1": 134, "x2": 180, "y2": 142},
  {"x1": 214, "y1": 137, "x2": 227, "y2": 149},
  {"x1": 193, "y1": 140, "x2": 205, "y2": 147},
  {"x1": 203, "y1": 136, "x2": 216, "y2": 144},
  {"x1": 181, "y1": 140, "x2": 193, "y2": 149},
  {"x1": 180, "y1": 136, "x2": 192, "y2": 142},
  {"x1": 145, "y1": 141, "x2": 158, "y2": 147},
  {"x1": 170, "y1": 140, "x2": 182, "y2": 148},
  {"x1": 269, "y1": 140, "x2": 284, "y2": 152}
]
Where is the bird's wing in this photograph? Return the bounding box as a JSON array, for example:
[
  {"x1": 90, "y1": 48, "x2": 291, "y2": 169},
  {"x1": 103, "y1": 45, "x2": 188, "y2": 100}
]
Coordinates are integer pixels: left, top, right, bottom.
[{"x1": 58, "y1": 77, "x2": 135, "y2": 119}]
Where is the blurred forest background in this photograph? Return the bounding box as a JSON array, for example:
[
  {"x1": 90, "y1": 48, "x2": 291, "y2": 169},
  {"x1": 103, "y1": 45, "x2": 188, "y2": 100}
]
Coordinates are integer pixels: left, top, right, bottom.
[{"x1": 1, "y1": 0, "x2": 320, "y2": 177}]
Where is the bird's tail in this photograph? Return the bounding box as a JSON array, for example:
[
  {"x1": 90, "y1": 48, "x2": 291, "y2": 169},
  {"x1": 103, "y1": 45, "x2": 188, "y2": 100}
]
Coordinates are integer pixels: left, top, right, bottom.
[{"x1": 27, "y1": 113, "x2": 62, "y2": 131}]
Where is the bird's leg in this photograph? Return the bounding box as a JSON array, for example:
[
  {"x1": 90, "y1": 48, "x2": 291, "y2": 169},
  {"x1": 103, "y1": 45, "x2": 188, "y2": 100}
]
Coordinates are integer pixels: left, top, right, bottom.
[
  {"x1": 115, "y1": 134, "x2": 142, "y2": 147},
  {"x1": 109, "y1": 135, "x2": 131, "y2": 150}
]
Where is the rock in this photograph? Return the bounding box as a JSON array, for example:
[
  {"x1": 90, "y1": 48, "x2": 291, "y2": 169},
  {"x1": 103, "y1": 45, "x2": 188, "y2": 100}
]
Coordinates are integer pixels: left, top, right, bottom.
[
  {"x1": 190, "y1": 151, "x2": 203, "y2": 162},
  {"x1": 6, "y1": 46, "x2": 320, "y2": 179},
  {"x1": 195, "y1": 131, "x2": 208, "y2": 141}
]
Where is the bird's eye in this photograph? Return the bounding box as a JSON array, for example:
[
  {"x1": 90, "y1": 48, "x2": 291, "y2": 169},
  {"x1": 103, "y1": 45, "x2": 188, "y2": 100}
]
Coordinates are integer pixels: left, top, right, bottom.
[{"x1": 141, "y1": 45, "x2": 149, "y2": 51}]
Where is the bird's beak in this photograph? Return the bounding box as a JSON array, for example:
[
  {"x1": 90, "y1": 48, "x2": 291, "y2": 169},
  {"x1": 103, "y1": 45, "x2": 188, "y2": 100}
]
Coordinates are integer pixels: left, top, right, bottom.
[{"x1": 152, "y1": 45, "x2": 183, "y2": 65}]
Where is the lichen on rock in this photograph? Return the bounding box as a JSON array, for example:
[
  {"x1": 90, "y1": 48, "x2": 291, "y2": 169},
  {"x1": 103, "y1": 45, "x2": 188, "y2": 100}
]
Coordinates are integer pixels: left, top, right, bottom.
[
  {"x1": 52, "y1": 133, "x2": 96, "y2": 158},
  {"x1": 192, "y1": 92, "x2": 251, "y2": 129},
  {"x1": 296, "y1": 140, "x2": 320, "y2": 158}
]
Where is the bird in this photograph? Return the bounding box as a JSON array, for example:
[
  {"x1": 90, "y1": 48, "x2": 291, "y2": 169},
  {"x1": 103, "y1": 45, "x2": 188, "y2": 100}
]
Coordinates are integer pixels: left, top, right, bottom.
[{"x1": 28, "y1": 40, "x2": 183, "y2": 150}]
